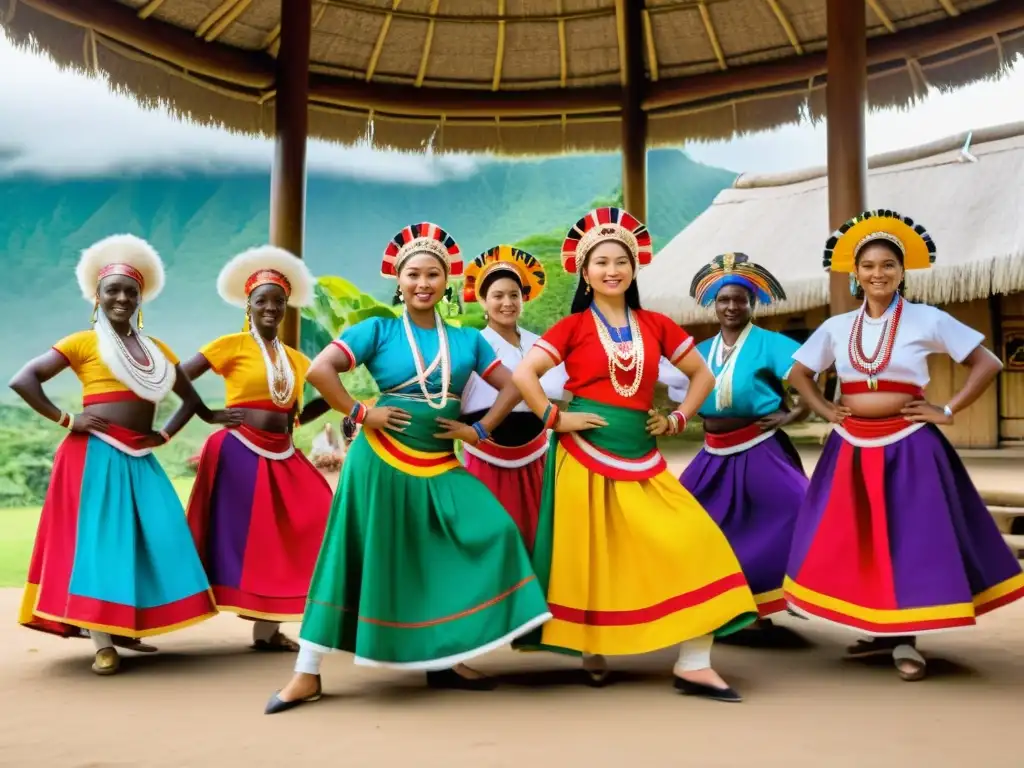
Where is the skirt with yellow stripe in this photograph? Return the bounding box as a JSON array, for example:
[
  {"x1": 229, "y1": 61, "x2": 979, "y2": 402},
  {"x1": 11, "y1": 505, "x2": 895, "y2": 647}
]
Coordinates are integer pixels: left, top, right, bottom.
[
  {"x1": 517, "y1": 398, "x2": 758, "y2": 657},
  {"x1": 298, "y1": 396, "x2": 551, "y2": 670}
]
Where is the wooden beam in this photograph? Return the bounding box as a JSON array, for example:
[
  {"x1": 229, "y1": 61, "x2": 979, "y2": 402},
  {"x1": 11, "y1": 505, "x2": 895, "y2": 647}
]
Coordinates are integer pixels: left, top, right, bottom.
[
  {"x1": 492, "y1": 0, "x2": 505, "y2": 91},
  {"x1": 866, "y1": 0, "x2": 896, "y2": 34},
  {"x1": 271, "y1": 0, "x2": 311, "y2": 350},
  {"x1": 826, "y1": 0, "x2": 866, "y2": 317},
  {"x1": 641, "y1": 9, "x2": 659, "y2": 81},
  {"x1": 196, "y1": 0, "x2": 237, "y2": 39},
  {"x1": 204, "y1": 0, "x2": 252, "y2": 43},
  {"x1": 17, "y1": 0, "x2": 1024, "y2": 117},
  {"x1": 415, "y1": 0, "x2": 441, "y2": 87},
  {"x1": 618, "y1": 0, "x2": 647, "y2": 222},
  {"x1": 698, "y1": 1, "x2": 727, "y2": 70},
  {"x1": 137, "y1": 0, "x2": 165, "y2": 20},
  {"x1": 366, "y1": 0, "x2": 400, "y2": 82},
  {"x1": 937, "y1": 0, "x2": 960, "y2": 17},
  {"x1": 557, "y1": 0, "x2": 567, "y2": 86},
  {"x1": 764, "y1": 0, "x2": 803, "y2": 55}
]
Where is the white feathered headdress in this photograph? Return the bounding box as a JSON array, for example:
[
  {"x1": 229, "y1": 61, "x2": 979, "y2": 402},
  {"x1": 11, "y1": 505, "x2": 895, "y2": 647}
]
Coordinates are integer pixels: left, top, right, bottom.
[
  {"x1": 216, "y1": 245, "x2": 315, "y2": 309},
  {"x1": 76, "y1": 234, "x2": 166, "y2": 303}
]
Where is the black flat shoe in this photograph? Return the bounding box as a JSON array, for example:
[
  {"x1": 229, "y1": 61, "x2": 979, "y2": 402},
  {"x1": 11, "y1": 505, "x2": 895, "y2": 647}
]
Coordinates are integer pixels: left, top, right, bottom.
[
  {"x1": 673, "y1": 676, "x2": 743, "y2": 703},
  {"x1": 583, "y1": 668, "x2": 612, "y2": 688},
  {"x1": 264, "y1": 677, "x2": 322, "y2": 715},
  {"x1": 426, "y1": 668, "x2": 498, "y2": 691}
]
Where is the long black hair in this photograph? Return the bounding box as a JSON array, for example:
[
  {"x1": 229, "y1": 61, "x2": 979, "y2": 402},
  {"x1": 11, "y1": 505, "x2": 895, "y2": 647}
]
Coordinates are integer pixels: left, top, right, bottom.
[
  {"x1": 569, "y1": 243, "x2": 643, "y2": 314},
  {"x1": 852, "y1": 238, "x2": 906, "y2": 300}
]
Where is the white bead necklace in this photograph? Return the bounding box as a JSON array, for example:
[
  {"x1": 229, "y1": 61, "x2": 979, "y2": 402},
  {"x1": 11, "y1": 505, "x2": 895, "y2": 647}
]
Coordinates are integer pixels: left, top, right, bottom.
[
  {"x1": 402, "y1": 309, "x2": 452, "y2": 409},
  {"x1": 249, "y1": 325, "x2": 295, "y2": 408},
  {"x1": 591, "y1": 307, "x2": 645, "y2": 398},
  {"x1": 95, "y1": 310, "x2": 176, "y2": 402}
]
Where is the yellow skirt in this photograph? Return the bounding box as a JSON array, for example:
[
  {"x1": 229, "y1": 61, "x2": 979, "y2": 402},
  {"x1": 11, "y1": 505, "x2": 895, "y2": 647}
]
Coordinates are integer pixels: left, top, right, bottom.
[{"x1": 539, "y1": 441, "x2": 758, "y2": 656}]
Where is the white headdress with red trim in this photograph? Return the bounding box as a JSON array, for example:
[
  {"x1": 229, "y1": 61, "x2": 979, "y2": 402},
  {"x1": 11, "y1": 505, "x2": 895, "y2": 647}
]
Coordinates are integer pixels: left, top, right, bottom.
[
  {"x1": 560, "y1": 207, "x2": 653, "y2": 274},
  {"x1": 381, "y1": 222, "x2": 463, "y2": 278},
  {"x1": 76, "y1": 234, "x2": 166, "y2": 303},
  {"x1": 217, "y1": 245, "x2": 315, "y2": 309}
]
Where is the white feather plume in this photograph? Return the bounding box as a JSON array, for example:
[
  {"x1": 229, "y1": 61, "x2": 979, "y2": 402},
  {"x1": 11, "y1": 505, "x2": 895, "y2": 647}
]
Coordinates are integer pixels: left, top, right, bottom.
[
  {"x1": 75, "y1": 234, "x2": 166, "y2": 303},
  {"x1": 217, "y1": 245, "x2": 315, "y2": 309}
]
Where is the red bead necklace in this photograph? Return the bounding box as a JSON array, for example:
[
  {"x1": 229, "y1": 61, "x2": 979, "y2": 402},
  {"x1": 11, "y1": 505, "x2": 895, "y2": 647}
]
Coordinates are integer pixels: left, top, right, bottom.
[{"x1": 848, "y1": 296, "x2": 904, "y2": 390}]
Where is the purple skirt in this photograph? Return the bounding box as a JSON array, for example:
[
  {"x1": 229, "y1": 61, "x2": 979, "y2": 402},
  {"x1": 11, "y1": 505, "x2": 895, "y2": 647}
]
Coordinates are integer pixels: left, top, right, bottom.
[
  {"x1": 681, "y1": 430, "x2": 808, "y2": 617},
  {"x1": 785, "y1": 422, "x2": 1024, "y2": 636}
]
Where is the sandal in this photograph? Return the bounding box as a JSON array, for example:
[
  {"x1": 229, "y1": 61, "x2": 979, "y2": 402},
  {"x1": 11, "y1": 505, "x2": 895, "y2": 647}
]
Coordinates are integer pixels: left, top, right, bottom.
[
  {"x1": 112, "y1": 636, "x2": 158, "y2": 653},
  {"x1": 253, "y1": 632, "x2": 300, "y2": 652},
  {"x1": 893, "y1": 644, "x2": 927, "y2": 681},
  {"x1": 582, "y1": 654, "x2": 611, "y2": 687},
  {"x1": 92, "y1": 647, "x2": 121, "y2": 676},
  {"x1": 845, "y1": 637, "x2": 902, "y2": 659}
]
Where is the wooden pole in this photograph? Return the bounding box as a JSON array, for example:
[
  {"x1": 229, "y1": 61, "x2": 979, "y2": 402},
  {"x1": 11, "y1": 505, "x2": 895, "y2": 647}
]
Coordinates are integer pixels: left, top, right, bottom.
[
  {"x1": 825, "y1": 0, "x2": 866, "y2": 317},
  {"x1": 619, "y1": 0, "x2": 647, "y2": 221},
  {"x1": 271, "y1": 0, "x2": 311, "y2": 349}
]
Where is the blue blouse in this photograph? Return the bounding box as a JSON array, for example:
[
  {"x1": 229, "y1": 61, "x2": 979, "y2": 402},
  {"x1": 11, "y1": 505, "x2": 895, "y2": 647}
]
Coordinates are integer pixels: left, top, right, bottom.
[
  {"x1": 336, "y1": 315, "x2": 498, "y2": 396},
  {"x1": 696, "y1": 325, "x2": 799, "y2": 419}
]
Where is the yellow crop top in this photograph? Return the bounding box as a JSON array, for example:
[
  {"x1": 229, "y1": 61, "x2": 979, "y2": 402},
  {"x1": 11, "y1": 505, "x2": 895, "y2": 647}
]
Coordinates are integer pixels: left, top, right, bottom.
[
  {"x1": 52, "y1": 330, "x2": 180, "y2": 401},
  {"x1": 198, "y1": 333, "x2": 311, "y2": 410}
]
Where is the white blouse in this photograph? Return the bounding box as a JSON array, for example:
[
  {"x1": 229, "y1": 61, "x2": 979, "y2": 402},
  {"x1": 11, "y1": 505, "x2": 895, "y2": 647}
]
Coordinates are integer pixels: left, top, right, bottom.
[
  {"x1": 658, "y1": 357, "x2": 690, "y2": 402},
  {"x1": 793, "y1": 300, "x2": 984, "y2": 386},
  {"x1": 461, "y1": 327, "x2": 568, "y2": 414}
]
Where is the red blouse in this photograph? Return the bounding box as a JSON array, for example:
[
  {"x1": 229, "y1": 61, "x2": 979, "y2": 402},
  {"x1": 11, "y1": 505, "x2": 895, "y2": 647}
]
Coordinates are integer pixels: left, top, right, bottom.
[{"x1": 536, "y1": 308, "x2": 695, "y2": 411}]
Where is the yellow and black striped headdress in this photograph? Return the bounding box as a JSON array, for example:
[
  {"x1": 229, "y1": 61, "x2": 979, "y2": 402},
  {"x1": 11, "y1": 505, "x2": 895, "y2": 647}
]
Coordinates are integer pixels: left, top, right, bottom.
[{"x1": 823, "y1": 209, "x2": 936, "y2": 273}]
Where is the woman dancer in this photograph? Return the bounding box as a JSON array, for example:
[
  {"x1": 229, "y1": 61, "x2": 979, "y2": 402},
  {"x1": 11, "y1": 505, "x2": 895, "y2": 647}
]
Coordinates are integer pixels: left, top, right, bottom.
[
  {"x1": 265, "y1": 222, "x2": 550, "y2": 714},
  {"x1": 11, "y1": 234, "x2": 232, "y2": 675},
  {"x1": 182, "y1": 246, "x2": 333, "y2": 651},
  {"x1": 460, "y1": 245, "x2": 566, "y2": 551},
  {"x1": 513, "y1": 207, "x2": 758, "y2": 701},
  {"x1": 784, "y1": 209, "x2": 1023, "y2": 681},
  {"x1": 680, "y1": 254, "x2": 809, "y2": 627}
]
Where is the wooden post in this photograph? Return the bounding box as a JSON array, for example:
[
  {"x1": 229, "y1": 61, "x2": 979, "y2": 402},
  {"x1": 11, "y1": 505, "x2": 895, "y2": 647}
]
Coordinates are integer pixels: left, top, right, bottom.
[
  {"x1": 619, "y1": 0, "x2": 647, "y2": 221},
  {"x1": 271, "y1": 0, "x2": 312, "y2": 349},
  {"x1": 825, "y1": 0, "x2": 867, "y2": 316}
]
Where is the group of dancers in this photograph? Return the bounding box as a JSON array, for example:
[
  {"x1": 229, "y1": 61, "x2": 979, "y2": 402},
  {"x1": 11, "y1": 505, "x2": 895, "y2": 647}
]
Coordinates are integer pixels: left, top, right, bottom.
[{"x1": 11, "y1": 205, "x2": 1024, "y2": 712}]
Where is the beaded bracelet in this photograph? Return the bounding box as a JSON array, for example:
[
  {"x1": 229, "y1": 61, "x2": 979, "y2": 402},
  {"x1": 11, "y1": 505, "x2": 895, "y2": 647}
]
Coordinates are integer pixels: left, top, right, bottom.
[
  {"x1": 349, "y1": 402, "x2": 368, "y2": 425},
  {"x1": 57, "y1": 411, "x2": 70, "y2": 429},
  {"x1": 158, "y1": 429, "x2": 171, "y2": 443},
  {"x1": 541, "y1": 402, "x2": 560, "y2": 431},
  {"x1": 667, "y1": 410, "x2": 687, "y2": 436},
  {"x1": 471, "y1": 421, "x2": 489, "y2": 442}
]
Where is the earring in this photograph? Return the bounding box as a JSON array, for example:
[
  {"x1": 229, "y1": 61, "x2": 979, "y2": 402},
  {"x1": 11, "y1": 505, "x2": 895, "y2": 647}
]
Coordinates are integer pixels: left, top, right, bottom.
[
  {"x1": 848, "y1": 273, "x2": 858, "y2": 297},
  {"x1": 137, "y1": 307, "x2": 144, "y2": 332},
  {"x1": 585, "y1": 282, "x2": 591, "y2": 294},
  {"x1": 90, "y1": 299, "x2": 98, "y2": 325}
]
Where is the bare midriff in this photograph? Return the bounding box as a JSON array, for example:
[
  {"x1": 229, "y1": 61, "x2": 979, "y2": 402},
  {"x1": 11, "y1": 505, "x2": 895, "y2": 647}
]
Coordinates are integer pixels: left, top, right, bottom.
[
  {"x1": 83, "y1": 400, "x2": 157, "y2": 433},
  {"x1": 702, "y1": 415, "x2": 761, "y2": 434},
  {"x1": 239, "y1": 408, "x2": 291, "y2": 433},
  {"x1": 841, "y1": 392, "x2": 916, "y2": 419}
]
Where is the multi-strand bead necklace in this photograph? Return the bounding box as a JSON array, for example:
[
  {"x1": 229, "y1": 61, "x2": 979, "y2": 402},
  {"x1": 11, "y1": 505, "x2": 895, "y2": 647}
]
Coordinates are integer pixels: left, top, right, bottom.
[{"x1": 847, "y1": 295, "x2": 904, "y2": 389}]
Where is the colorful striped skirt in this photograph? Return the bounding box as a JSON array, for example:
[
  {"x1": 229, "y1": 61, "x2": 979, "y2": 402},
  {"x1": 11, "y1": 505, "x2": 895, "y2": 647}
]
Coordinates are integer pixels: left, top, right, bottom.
[
  {"x1": 187, "y1": 425, "x2": 332, "y2": 622},
  {"x1": 298, "y1": 396, "x2": 551, "y2": 669},
  {"x1": 463, "y1": 430, "x2": 549, "y2": 552},
  {"x1": 784, "y1": 417, "x2": 1024, "y2": 635},
  {"x1": 680, "y1": 425, "x2": 808, "y2": 617},
  {"x1": 19, "y1": 426, "x2": 216, "y2": 638},
  {"x1": 519, "y1": 398, "x2": 758, "y2": 657}
]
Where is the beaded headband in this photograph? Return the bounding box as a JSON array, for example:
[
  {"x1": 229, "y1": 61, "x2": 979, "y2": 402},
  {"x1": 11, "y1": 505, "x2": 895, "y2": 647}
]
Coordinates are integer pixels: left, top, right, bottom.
[
  {"x1": 561, "y1": 207, "x2": 653, "y2": 274},
  {"x1": 97, "y1": 263, "x2": 146, "y2": 290},
  {"x1": 689, "y1": 252, "x2": 787, "y2": 307},
  {"x1": 245, "y1": 269, "x2": 292, "y2": 297},
  {"x1": 824, "y1": 209, "x2": 935, "y2": 273},
  {"x1": 382, "y1": 222, "x2": 464, "y2": 278},
  {"x1": 463, "y1": 245, "x2": 546, "y2": 304}
]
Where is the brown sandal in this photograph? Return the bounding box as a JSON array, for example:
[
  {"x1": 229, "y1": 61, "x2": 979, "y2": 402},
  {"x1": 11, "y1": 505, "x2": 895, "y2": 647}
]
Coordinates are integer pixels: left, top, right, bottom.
[
  {"x1": 893, "y1": 644, "x2": 927, "y2": 681},
  {"x1": 112, "y1": 636, "x2": 158, "y2": 653},
  {"x1": 253, "y1": 632, "x2": 300, "y2": 652}
]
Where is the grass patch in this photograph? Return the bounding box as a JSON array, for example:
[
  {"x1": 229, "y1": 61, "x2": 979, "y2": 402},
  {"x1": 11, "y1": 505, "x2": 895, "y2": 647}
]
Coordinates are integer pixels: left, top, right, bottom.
[{"x1": 0, "y1": 477, "x2": 196, "y2": 589}]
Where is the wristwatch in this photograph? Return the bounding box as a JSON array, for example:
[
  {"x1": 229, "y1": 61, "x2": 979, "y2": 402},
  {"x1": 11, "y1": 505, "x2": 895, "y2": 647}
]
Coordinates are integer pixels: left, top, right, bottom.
[{"x1": 942, "y1": 405, "x2": 954, "y2": 420}]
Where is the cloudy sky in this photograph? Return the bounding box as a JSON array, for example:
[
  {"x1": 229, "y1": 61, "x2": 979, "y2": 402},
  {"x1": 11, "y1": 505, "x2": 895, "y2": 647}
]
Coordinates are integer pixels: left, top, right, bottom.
[{"x1": 2, "y1": 32, "x2": 1022, "y2": 182}]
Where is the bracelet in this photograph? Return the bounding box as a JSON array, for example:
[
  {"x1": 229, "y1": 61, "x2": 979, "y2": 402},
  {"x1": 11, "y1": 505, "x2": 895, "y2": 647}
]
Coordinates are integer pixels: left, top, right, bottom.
[
  {"x1": 541, "y1": 402, "x2": 560, "y2": 431},
  {"x1": 57, "y1": 411, "x2": 69, "y2": 429},
  {"x1": 471, "y1": 421, "x2": 490, "y2": 442},
  {"x1": 349, "y1": 402, "x2": 368, "y2": 425},
  {"x1": 158, "y1": 429, "x2": 171, "y2": 443},
  {"x1": 942, "y1": 404, "x2": 954, "y2": 420},
  {"x1": 668, "y1": 410, "x2": 687, "y2": 436}
]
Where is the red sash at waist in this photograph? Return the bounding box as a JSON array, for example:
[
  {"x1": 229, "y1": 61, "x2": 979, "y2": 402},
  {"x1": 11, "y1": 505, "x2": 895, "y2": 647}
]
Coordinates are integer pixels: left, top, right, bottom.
[
  {"x1": 839, "y1": 416, "x2": 913, "y2": 440},
  {"x1": 840, "y1": 380, "x2": 924, "y2": 398},
  {"x1": 83, "y1": 391, "x2": 147, "y2": 405},
  {"x1": 101, "y1": 423, "x2": 151, "y2": 450},
  {"x1": 231, "y1": 424, "x2": 293, "y2": 454},
  {"x1": 704, "y1": 423, "x2": 764, "y2": 450},
  {"x1": 231, "y1": 400, "x2": 294, "y2": 414},
  {"x1": 466, "y1": 430, "x2": 549, "y2": 467}
]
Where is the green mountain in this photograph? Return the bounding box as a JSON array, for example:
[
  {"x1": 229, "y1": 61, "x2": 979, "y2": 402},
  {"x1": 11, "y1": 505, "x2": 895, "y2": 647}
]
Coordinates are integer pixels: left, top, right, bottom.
[{"x1": 0, "y1": 149, "x2": 735, "y2": 388}]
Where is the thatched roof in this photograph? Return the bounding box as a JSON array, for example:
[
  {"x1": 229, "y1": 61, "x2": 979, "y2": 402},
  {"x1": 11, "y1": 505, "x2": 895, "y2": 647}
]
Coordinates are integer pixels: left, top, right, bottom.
[
  {"x1": 639, "y1": 120, "x2": 1024, "y2": 324},
  {"x1": 2, "y1": 1, "x2": 1024, "y2": 154}
]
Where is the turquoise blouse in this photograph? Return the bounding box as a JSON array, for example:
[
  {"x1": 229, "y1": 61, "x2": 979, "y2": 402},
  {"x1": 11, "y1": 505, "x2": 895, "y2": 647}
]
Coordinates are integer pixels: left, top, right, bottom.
[
  {"x1": 337, "y1": 315, "x2": 498, "y2": 397},
  {"x1": 696, "y1": 325, "x2": 799, "y2": 419}
]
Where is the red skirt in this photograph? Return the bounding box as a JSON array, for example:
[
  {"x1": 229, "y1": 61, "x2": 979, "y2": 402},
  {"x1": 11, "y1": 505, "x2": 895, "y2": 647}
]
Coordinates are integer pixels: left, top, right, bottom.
[
  {"x1": 463, "y1": 432, "x2": 549, "y2": 553},
  {"x1": 186, "y1": 425, "x2": 332, "y2": 622}
]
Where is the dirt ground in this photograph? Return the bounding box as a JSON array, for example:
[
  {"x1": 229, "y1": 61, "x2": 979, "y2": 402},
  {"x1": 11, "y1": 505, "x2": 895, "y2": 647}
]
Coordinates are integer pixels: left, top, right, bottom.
[{"x1": 2, "y1": 587, "x2": 1022, "y2": 768}]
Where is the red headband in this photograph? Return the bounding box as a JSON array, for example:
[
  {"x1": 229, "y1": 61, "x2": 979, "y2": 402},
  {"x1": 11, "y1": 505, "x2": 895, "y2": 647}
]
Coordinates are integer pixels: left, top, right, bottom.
[
  {"x1": 98, "y1": 263, "x2": 145, "y2": 290},
  {"x1": 245, "y1": 269, "x2": 292, "y2": 297}
]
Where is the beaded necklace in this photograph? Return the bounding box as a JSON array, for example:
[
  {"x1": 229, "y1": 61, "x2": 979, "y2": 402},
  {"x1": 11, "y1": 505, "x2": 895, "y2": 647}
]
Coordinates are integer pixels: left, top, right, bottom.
[
  {"x1": 95, "y1": 310, "x2": 176, "y2": 402},
  {"x1": 848, "y1": 294, "x2": 904, "y2": 389},
  {"x1": 590, "y1": 304, "x2": 644, "y2": 398},
  {"x1": 402, "y1": 309, "x2": 452, "y2": 409},
  {"x1": 249, "y1": 326, "x2": 295, "y2": 408}
]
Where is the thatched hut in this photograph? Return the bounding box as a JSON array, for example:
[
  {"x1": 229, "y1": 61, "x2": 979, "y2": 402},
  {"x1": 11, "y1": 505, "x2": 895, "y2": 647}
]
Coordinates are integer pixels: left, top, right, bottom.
[
  {"x1": 3, "y1": 1, "x2": 1024, "y2": 345},
  {"x1": 640, "y1": 121, "x2": 1024, "y2": 449}
]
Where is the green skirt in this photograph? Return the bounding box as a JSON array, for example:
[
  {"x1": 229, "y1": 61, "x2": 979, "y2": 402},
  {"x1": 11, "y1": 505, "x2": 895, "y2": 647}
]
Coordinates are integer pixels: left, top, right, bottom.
[{"x1": 299, "y1": 396, "x2": 551, "y2": 669}]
